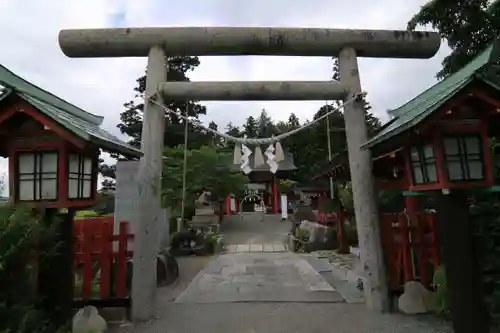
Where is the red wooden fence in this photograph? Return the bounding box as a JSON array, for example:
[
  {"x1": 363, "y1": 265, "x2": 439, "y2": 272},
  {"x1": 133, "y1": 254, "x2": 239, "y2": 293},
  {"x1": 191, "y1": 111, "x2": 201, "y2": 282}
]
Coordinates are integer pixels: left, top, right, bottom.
[
  {"x1": 381, "y1": 211, "x2": 439, "y2": 291},
  {"x1": 73, "y1": 216, "x2": 133, "y2": 303}
]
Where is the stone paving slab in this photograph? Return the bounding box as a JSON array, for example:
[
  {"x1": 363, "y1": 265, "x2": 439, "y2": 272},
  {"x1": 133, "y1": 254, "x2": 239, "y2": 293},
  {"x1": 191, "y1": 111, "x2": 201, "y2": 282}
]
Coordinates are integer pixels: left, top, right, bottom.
[
  {"x1": 304, "y1": 253, "x2": 365, "y2": 304},
  {"x1": 175, "y1": 252, "x2": 343, "y2": 304},
  {"x1": 114, "y1": 303, "x2": 453, "y2": 333},
  {"x1": 225, "y1": 243, "x2": 288, "y2": 254}
]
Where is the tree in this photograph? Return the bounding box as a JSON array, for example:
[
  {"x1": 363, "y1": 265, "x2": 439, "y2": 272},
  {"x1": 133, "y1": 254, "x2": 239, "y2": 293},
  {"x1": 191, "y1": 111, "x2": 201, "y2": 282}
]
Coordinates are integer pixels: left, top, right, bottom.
[
  {"x1": 222, "y1": 122, "x2": 243, "y2": 150},
  {"x1": 100, "y1": 178, "x2": 116, "y2": 192},
  {"x1": 117, "y1": 56, "x2": 209, "y2": 148},
  {"x1": 408, "y1": 0, "x2": 500, "y2": 78},
  {"x1": 161, "y1": 145, "x2": 247, "y2": 216},
  {"x1": 257, "y1": 109, "x2": 277, "y2": 138},
  {"x1": 99, "y1": 56, "x2": 211, "y2": 188},
  {"x1": 98, "y1": 157, "x2": 117, "y2": 190},
  {"x1": 242, "y1": 116, "x2": 258, "y2": 137},
  {"x1": 287, "y1": 113, "x2": 300, "y2": 128},
  {"x1": 207, "y1": 121, "x2": 221, "y2": 147},
  {"x1": 286, "y1": 57, "x2": 382, "y2": 182}
]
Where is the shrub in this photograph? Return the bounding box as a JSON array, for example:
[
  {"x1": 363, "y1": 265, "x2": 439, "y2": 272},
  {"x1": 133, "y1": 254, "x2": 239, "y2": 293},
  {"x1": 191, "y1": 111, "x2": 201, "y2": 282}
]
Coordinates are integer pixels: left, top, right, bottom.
[
  {"x1": 343, "y1": 221, "x2": 358, "y2": 246},
  {"x1": 0, "y1": 204, "x2": 62, "y2": 333},
  {"x1": 433, "y1": 265, "x2": 450, "y2": 317}
]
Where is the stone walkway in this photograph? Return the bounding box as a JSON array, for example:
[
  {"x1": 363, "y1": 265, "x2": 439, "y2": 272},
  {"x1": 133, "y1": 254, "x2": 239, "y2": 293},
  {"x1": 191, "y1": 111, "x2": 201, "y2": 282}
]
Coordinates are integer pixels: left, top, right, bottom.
[
  {"x1": 225, "y1": 243, "x2": 287, "y2": 253},
  {"x1": 175, "y1": 252, "x2": 343, "y2": 303},
  {"x1": 113, "y1": 214, "x2": 452, "y2": 333}
]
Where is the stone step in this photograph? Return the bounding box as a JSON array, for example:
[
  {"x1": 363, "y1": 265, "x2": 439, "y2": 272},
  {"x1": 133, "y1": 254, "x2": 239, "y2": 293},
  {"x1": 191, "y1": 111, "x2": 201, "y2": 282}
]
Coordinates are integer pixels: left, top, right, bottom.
[{"x1": 224, "y1": 243, "x2": 288, "y2": 254}]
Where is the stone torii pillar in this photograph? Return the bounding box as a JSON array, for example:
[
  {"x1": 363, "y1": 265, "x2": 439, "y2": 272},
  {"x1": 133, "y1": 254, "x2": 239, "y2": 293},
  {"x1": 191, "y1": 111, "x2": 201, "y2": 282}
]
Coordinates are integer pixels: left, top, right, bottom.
[{"x1": 58, "y1": 27, "x2": 440, "y2": 321}]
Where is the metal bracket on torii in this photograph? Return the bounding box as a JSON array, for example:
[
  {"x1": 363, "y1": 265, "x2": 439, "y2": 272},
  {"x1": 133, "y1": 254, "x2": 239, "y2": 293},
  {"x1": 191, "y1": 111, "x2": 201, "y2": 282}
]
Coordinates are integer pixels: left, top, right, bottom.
[{"x1": 58, "y1": 26, "x2": 441, "y2": 321}]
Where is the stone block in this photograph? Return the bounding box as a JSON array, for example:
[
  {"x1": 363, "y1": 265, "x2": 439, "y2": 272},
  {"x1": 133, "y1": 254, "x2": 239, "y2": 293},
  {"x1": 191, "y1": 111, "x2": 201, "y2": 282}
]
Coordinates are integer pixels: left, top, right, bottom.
[
  {"x1": 299, "y1": 221, "x2": 337, "y2": 251},
  {"x1": 398, "y1": 281, "x2": 437, "y2": 315},
  {"x1": 250, "y1": 244, "x2": 263, "y2": 252},
  {"x1": 73, "y1": 306, "x2": 107, "y2": 333}
]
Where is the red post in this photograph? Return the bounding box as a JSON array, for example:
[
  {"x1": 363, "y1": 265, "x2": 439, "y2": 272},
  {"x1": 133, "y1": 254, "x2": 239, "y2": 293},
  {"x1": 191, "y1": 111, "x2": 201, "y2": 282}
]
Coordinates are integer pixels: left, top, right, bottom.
[
  {"x1": 273, "y1": 180, "x2": 278, "y2": 214},
  {"x1": 413, "y1": 213, "x2": 429, "y2": 287},
  {"x1": 99, "y1": 220, "x2": 112, "y2": 298},
  {"x1": 399, "y1": 213, "x2": 414, "y2": 283},
  {"x1": 225, "y1": 196, "x2": 231, "y2": 216},
  {"x1": 381, "y1": 213, "x2": 399, "y2": 290},
  {"x1": 81, "y1": 239, "x2": 93, "y2": 299},
  {"x1": 404, "y1": 195, "x2": 421, "y2": 213},
  {"x1": 115, "y1": 221, "x2": 129, "y2": 298}
]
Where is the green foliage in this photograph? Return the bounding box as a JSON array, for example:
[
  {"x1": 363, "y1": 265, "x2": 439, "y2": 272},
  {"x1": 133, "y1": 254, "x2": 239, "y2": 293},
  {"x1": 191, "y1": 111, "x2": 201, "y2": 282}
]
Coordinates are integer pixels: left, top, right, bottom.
[
  {"x1": 343, "y1": 221, "x2": 358, "y2": 247},
  {"x1": 276, "y1": 179, "x2": 297, "y2": 194},
  {"x1": 337, "y1": 183, "x2": 354, "y2": 211},
  {"x1": 378, "y1": 190, "x2": 405, "y2": 213},
  {"x1": 162, "y1": 145, "x2": 247, "y2": 213},
  {"x1": 408, "y1": 0, "x2": 500, "y2": 78},
  {"x1": 433, "y1": 265, "x2": 450, "y2": 317},
  {"x1": 0, "y1": 204, "x2": 62, "y2": 333},
  {"x1": 294, "y1": 227, "x2": 311, "y2": 253},
  {"x1": 204, "y1": 231, "x2": 225, "y2": 252},
  {"x1": 100, "y1": 55, "x2": 211, "y2": 187},
  {"x1": 118, "y1": 56, "x2": 209, "y2": 149}
]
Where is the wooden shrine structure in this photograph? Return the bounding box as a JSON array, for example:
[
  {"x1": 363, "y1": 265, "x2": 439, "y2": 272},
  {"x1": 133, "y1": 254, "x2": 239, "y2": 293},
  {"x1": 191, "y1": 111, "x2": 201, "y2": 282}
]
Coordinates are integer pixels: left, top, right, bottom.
[
  {"x1": 0, "y1": 64, "x2": 141, "y2": 325},
  {"x1": 317, "y1": 41, "x2": 500, "y2": 212},
  {"x1": 316, "y1": 40, "x2": 500, "y2": 332},
  {"x1": 236, "y1": 150, "x2": 297, "y2": 214}
]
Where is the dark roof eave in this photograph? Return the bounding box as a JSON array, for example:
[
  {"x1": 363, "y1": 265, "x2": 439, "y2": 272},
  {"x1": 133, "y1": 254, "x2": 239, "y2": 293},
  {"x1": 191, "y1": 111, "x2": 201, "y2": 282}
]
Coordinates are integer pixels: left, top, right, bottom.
[
  {"x1": 91, "y1": 137, "x2": 142, "y2": 159},
  {"x1": 361, "y1": 41, "x2": 500, "y2": 149},
  {"x1": 361, "y1": 78, "x2": 472, "y2": 150}
]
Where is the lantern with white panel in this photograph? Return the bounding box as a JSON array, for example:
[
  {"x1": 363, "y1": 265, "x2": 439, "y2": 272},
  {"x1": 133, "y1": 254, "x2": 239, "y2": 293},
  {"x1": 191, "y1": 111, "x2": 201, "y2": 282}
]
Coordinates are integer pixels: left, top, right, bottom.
[
  {"x1": 12, "y1": 148, "x2": 100, "y2": 208},
  {"x1": 68, "y1": 154, "x2": 94, "y2": 200},
  {"x1": 17, "y1": 151, "x2": 58, "y2": 201},
  {"x1": 0, "y1": 66, "x2": 141, "y2": 209}
]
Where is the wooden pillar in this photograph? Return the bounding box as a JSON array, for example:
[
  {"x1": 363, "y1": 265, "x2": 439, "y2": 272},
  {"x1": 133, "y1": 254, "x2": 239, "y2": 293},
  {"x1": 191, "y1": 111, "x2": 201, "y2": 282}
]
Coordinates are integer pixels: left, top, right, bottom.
[
  {"x1": 404, "y1": 195, "x2": 421, "y2": 213},
  {"x1": 435, "y1": 192, "x2": 489, "y2": 333},
  {"x1": 225, "y1": 196, "x2": 231, "y2": 216},
  {"x1": 131, "y1": 46, "x2": 167, "y2": 322},
  {"x1": 272, "y1": 177, "x2": 278, "y2": 214},
  {"x1": 37, "y1": 208, "x2": 75, "y2": 329},
  {"x1": 339, "y1": 47, "x2": 389, "y2": 311}
]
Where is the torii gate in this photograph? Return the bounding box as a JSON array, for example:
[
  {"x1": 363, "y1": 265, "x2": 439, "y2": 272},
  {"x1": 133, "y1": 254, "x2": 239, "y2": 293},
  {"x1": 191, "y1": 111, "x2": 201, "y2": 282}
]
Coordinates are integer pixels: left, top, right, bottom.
[{"x1": 58, "y1": 27, "x2": 440, "y2": 321}]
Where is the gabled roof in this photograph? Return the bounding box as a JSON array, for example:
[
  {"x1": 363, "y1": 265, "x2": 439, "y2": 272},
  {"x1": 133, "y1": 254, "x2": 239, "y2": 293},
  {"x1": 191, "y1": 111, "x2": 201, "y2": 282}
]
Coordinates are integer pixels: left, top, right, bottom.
[
  {"x1": 0, "y1": 65, "x2": 141, "y2": 158},
  {"x1": 362, "y1": 39, "x2": 500, "y2": 149}
]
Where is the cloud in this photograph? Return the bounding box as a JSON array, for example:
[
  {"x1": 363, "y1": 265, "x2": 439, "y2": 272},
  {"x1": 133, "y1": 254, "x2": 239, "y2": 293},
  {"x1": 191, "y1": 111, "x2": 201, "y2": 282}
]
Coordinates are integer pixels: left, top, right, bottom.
[{"x1": 0, "y1": 0, "x2": 450, "y2": 194}]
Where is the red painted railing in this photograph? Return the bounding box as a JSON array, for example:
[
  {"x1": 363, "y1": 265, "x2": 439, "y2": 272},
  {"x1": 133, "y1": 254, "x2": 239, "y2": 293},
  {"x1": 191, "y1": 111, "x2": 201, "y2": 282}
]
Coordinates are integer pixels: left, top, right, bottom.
[
  {"x1": 73, "y1": 216, "x2": 133, "y2": 301},
  {"x1": 381, "y1": 211, "x2": 439, "y2": 291}
]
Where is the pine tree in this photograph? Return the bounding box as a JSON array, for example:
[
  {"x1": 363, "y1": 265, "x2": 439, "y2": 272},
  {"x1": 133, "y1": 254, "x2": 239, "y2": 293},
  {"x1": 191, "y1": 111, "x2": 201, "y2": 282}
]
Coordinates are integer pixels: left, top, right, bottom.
[{"x1": 99, "y1": 56, "x2": 210, "y2": 186}]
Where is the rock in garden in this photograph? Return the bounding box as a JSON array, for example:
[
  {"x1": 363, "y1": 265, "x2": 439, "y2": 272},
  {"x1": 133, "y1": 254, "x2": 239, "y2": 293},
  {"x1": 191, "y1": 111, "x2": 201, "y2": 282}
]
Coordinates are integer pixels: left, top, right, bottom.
[
  {"x1": 398, "y1": 281, "x2": 436, "y2": 315},
  {"x1": 73, "y1": 306, "x2": 108, "y2": 333}
]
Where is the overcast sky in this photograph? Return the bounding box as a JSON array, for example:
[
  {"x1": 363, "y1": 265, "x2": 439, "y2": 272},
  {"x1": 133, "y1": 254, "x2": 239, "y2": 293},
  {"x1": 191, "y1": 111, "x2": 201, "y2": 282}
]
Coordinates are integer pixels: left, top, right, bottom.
[{"x1": 0, "y1": 0, "x2": 451, "y2": 193}]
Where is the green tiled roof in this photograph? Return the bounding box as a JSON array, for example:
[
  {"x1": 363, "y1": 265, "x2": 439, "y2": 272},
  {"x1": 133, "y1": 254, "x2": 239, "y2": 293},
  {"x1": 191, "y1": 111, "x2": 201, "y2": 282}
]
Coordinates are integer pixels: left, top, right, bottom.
[
  {"x1": 0, "y1": 65, "x2": 141, "y2": 158},
  {"x1": 362, "y1": 40, "x2": 500, "y2": 150}
]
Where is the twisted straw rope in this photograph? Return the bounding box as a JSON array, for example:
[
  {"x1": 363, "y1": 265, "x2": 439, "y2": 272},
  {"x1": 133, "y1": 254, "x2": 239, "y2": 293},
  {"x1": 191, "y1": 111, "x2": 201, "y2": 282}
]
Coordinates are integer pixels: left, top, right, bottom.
[{"x1": 145, "y1": 91, "x2": 366, "y2": 145}]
